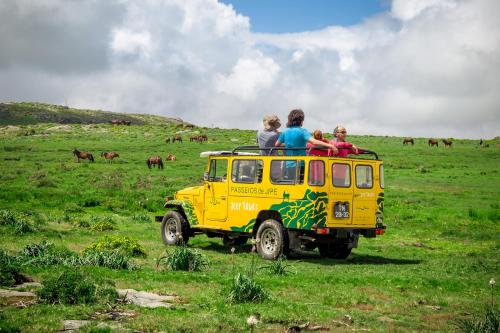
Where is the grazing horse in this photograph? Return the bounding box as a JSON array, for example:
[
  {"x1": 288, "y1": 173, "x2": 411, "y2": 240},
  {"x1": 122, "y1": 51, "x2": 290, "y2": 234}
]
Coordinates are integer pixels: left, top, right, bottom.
[
  {"x1": 147, "y1": 156, "x2": 163, "y2": 170},
  {"x1": 428, "y1": 139, "x2": 439, "y2": 147},
  {"x1": 403, "y1": 137, "x2": 414, "y2": 145},
  {"x1": 110, "y1": 119, "x2": 131, "y2": 125},
  {"x1": 166, "y1": 154, "x2": 176, "y2": 161},
  {"x1": 172, "y1": 135, "x2": 183, "y2": 143},
  {"x1": 165, "y1": 137, "x2": 171, "y2": 143},
  {"x1": 442, "y1": 139, "x2": 453, "y2": 147},
  {"x1": 73, "y1": 149, "x2": 94, "y2": 163},
  {"x1": 100, "y1": 152, "x2": 119, "y2": 162},
  {"x1": 199, "y1": 134, "x2": 208, "y2": 142}
]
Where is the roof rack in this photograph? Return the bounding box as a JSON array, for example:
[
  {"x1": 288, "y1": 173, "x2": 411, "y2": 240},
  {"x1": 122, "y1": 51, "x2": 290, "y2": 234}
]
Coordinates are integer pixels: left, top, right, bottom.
[{"x1": 231, "y1": 145, "x2": 379, "y2": 160}]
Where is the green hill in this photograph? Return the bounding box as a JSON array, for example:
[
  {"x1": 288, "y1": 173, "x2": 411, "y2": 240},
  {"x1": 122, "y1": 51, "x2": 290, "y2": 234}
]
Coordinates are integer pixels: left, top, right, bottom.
[{"x1": 0, "y1": 102, "x2": 193, "y2": 126}]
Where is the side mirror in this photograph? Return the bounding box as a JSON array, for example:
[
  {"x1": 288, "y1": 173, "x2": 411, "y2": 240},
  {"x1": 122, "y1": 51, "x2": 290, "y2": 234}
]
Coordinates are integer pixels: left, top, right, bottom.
[{"x1": 203, "y1": 171, "x2": 209, "y2": 181}]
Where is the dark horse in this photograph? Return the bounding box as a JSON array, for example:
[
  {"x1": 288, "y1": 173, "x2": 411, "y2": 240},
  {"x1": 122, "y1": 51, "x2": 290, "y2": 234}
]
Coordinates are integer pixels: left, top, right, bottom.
[
  {"x1": 403, "y1": 137, "x2": 414, "y2": 145},
  {"x1": 428, "y1": 139, "x2": 439, "y2": 147},
  {"x1": 147, "y1": 156, "x2": 163, "y2": 170},
  {"x1": 172, "y1": 135, "x2": 183, "y2": 143},
  {"x1": 73, "y1": 149, "x2": 94, "y2": 163},
  {"x1": 442, "y1": 139, "x2": 453, "y2": 147}
]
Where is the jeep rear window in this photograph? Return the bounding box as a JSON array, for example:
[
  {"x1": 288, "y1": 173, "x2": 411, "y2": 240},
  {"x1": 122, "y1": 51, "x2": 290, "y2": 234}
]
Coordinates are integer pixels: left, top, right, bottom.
[
  {"x1": 380, "y1": 164, "x2": 384, "y2": 189},
  {"x1": 231, "y1": 159, "x2": 263, "y2": 184},
  {"x1": 308, "y1": 160, "x2": 325, "y2": 186},
  {"x1": 208, "y1": 158, "x2": 228, "y2": 182},
  {"x1": 332, "y1": 163, "x2": 351, "y2": 187},
  {"x1": 356, "y1": 165, "x2": 373, "y2": 188},
  {"x1": 270, "y1": 160, "x2": 304, "y2": 185}
]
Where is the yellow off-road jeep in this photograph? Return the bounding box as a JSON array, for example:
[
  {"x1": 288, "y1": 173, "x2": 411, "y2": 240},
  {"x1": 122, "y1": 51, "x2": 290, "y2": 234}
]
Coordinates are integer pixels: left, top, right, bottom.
[{"x1": 156, "y1": 146, "x2": 385, "y2": 260}]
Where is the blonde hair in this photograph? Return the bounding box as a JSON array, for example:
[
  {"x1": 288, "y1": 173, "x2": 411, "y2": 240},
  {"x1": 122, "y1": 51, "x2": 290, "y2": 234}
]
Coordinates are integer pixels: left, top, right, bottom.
[{"x1": 313, "y1": 130, "x2": 323, "y2": 140}]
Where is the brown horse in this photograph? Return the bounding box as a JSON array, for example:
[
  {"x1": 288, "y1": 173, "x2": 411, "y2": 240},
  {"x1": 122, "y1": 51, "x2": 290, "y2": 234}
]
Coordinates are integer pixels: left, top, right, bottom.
[
  {"x1": 403, "y1": 137, "x2": 414, "y2": 145},
  {"x1": 110, "y1": 119, "x2": 131, "y2": 125},
  {"x1": 172, "y1": 135, "x2": 182, "y2": 143},
  {"x1": 73, "y1": 149, "x2": 94, "y2": 163},
  {"x1": 428, "y1": 139, "x2": 439, "y2": 147},
  {"x1": 101, "y1": 152, "x2": 119, "y2": 162},
  {"x1": 147, "y1": 156, "x2": 163, "y2": 170},
  {"x1": 442, "y1": 139, "x2": 453, "y2": 147},
  {"x1": 166, "y1": 154, "x2": 176, "y2": 161}
]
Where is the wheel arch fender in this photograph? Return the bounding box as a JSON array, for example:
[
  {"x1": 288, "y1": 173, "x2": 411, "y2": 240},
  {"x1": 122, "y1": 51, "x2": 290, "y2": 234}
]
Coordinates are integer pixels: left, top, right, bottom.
[
  {"x1": 254, "y1": 210, "x2": 283, "y2": 236},
  {"x1": 164, "y1": 200, "x2": 198, "y2": 226}
]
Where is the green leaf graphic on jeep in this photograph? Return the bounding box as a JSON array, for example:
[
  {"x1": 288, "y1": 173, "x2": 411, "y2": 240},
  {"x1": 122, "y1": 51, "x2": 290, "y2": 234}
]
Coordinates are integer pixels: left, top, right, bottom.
[
  {"x1": 165, "y1": 200, "x2": 198, "y2": 225},
  {"x1": 231, "y1": 189, "x2": 328, "y2": 232}
]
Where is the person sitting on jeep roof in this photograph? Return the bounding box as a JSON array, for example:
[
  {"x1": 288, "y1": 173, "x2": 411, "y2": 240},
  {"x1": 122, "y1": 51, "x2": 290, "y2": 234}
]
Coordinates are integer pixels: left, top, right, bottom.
[
  {"x1": 276, "y1": 109, "x2": 337, "y2": 156},
  {"x1": 330, "y1": 125, "x2": 359, "y2": 157},
  {"x1": 306, "y1": 130, "x2": 330, "y2": 156},
  {"x1": 257, "y1": 114, "x2": 281, "y2": 156}
]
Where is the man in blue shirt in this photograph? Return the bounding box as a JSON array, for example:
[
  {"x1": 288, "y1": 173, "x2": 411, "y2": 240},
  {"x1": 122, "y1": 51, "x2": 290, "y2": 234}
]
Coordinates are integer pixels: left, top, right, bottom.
[{"x1": 276, "y1": 109, "x2": 337, "y2": 156}]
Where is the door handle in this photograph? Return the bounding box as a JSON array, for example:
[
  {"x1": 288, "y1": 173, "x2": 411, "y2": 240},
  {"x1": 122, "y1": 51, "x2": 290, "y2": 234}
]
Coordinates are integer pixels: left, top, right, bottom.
[{"x1": 220, "y1": 196, "x2": 226, "y2": 200}]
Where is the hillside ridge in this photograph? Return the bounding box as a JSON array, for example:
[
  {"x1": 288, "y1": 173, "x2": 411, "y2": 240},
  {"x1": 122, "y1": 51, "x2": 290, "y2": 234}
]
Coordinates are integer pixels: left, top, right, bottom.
[{"x1": 0, "y1": 102, "x2": 194, "y2": 126}]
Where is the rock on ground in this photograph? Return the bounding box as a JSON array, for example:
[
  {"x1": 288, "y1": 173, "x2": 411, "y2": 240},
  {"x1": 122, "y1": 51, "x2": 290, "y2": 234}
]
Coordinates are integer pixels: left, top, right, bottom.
[{"x1": 117, "y1": 289, "x2": 178, "y2": 308}]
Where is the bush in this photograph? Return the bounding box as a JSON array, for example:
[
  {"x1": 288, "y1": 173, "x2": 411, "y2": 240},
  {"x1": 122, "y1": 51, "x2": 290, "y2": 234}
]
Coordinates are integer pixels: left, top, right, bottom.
[
  {"x1": 83, "y1": 236, "x2": 146, "y2": 257},
  {"x1": 227, "y1": 273, "x2": 268, "y2": 304},
  {"x1": 38, "y1": 269, "x2": 117, "y2": 305},
  {"x1": 0, "y1": 249, "x2": 25, "y2": 287},
  {"x1": 89, "y1": 216, "x2": 117, "y2": 232},
  {"x1": 454, "y1": 306, "x2": 499, "y2": 333},
  {"x1": 130, "y1": 212, "x2": 151, "y2": 223},
  {"x1": 0, "y1": 210, "x2": 34, "y2": 235},
  {"x1": 157, "y1": 246, "x2": 210, "y2": 272}
]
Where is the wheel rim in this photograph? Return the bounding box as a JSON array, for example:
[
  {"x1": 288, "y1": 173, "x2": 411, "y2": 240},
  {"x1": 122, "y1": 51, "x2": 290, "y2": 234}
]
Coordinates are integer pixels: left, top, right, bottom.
[
  {"x1": 261, "y1": 228, "x2": 279, "y2": 256},
  {"x1": 165, "y1": 217, "x2": 178, "y2": 242}
]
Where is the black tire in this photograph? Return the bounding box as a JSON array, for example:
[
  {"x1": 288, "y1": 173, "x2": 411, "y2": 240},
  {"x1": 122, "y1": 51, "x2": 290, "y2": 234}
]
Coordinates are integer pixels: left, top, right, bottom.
[
  {"x1": 222, "y1": 235, "x2": 248, "y2": 247},
  {"x1": 318, "y1": 243, "x2": 351, "y2": 259},
  {"x1": 161, "y1": 211, "x2": 190, "y2": 245},
  {"x1": 255, "y1": 219, "x2": 289, "y2": 260}
]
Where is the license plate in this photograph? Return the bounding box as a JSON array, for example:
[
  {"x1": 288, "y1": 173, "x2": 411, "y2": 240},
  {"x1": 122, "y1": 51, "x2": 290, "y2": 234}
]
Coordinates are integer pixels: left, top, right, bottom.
[{"x1": 334, "y1": 202, "x2": 349, "y2": 218}]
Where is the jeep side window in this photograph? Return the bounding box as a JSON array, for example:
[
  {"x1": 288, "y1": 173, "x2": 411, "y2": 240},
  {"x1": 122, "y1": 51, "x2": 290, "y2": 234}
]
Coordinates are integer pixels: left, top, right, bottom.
[
  {"x1": 231, "y1": 159, "x2": 263, "y2": 183},
  {"x1": 308, "y1": 160, "x2": 325, "y2": 186},
  {"x1": 208, "y1": 159, "x2": 228, "y2": 182},
  {"x1": 270, "y1": 160, "x2": 304, "y2": 184},
  {"x1": 332, "y1": 163, "x2": 351, "y2": 187},
  {"x1": 356, "y1": 165, "x2": 373, "y2": 188}
]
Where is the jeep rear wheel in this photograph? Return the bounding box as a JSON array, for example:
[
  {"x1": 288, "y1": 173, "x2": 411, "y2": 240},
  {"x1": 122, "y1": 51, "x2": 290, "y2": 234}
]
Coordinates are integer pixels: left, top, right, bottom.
[
  {"x1": 318, "y1": 243, "x2": 351, "y2": 259},
  {"x1": 256, "y1": 219, "x2": 288, "y2": 260},
  {"x1": 161, "y1": 211, "x2": 190, "y2": 245}
]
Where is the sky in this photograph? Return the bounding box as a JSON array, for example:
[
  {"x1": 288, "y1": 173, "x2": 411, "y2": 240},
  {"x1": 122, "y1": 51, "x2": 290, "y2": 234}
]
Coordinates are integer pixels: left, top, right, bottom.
[{"x1": 0, "y1": 0, "x2": 499, "y2": 139}]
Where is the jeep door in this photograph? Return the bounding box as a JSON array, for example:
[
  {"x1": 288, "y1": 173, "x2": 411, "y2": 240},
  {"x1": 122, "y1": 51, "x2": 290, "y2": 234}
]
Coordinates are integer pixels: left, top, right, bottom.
[
  {"x1": 352, "y1": 162, "x2": 376, "y2": 226},
  {"x1": 204, "y1": 158, "x2": 228, "y2": 223},
  {"x1": 328, "y1": 161, "x2": 354, "y2": 225}
]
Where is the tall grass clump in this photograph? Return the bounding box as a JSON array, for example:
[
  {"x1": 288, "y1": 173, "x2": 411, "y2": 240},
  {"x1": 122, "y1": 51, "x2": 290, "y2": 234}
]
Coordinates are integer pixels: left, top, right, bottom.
[
  {"x1": 454, "y1": 307, "x2": 499, "y2": 333},
  {"x1": 79, "y1": 249, "x2": 138, "y2": 270},
  {"x1": 83, "y1": 235, "x2": 146, "y2": 257},
  {"x1": 130, "y1": 212, "x2": 151, "y2": 223},
  {"x1": 38, "y1": 269, "x2": 117, "y2": 305},
  {"x1": 260, "y1": 254, "x2": 294, "y2": 276},
  {"x1": 157, "y1": 245, "x2": 210, "y2": 271},
  {"x1": 227, "y1": 272, "x2": 269, "y2": 304},
  {"x1": 89, "y1": 215, "x2": 117, "y2": 231}
]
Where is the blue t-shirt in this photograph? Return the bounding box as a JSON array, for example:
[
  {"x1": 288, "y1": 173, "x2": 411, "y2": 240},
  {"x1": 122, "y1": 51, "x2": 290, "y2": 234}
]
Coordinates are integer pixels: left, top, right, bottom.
[{"x1": 277, "y1": 127, "x2": 311, "y2": 156}]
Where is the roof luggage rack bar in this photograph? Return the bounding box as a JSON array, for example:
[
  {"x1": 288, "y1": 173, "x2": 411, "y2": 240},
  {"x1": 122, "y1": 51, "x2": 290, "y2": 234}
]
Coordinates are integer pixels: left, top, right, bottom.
[{"x1": 231, "y1": 145, "x2": 379, "y2": 160}]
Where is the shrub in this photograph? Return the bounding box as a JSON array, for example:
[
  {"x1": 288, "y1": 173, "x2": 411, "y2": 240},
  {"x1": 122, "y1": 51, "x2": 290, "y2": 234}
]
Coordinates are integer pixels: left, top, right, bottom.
[
  {"x1": 83, "y1": 236, "x2": 147, "y2": 257},
  {"x1": 89, "y1": 216, "x2": 117, "y2": 232},
  {"x1": 130, "y1": 212, "x2": 151, "y2": 223},
  {"x1": 38, "y1": 269, "x2": 117, "y2": 305},
  {"x1": 0, "y1": 210, "x2": 34, "y2": 235},
  {"x1": 454, "y1": 306, "x2": 499, "y2": 333},
  {"x1": 19, "y1": 241, "x2": 76, "y2": 267},
  {"x1": 157, "y1": 246, "x2": 210, "y2": 272},
  {"x1": 0, "y1": 249, "x2": 24, "y2": 287},
  {"x1": 227, "y1": 273, "x2": 268, "y2": 304}
]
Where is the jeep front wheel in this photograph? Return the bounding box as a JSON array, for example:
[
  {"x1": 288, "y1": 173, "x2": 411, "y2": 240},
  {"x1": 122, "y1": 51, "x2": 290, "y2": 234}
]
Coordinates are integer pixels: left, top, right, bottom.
[
  {"x1": 161, "y1": 211, "x2": 190, "y2": 245},
  {"x1": 256, "y1": 219, "x2": 288, "y2": 260}
]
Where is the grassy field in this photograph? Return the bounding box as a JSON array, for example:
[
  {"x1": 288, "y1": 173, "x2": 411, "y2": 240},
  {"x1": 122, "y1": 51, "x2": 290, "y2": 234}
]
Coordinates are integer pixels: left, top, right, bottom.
[{"x1": 0, "y1": 122, "x2": 498, "y2": 332}]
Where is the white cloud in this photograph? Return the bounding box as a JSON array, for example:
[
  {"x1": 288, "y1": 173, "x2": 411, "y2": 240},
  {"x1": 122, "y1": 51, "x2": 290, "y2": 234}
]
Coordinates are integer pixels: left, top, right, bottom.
[{"x1": 0, "y1": 0, "x2": 498, "y2": 139}]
